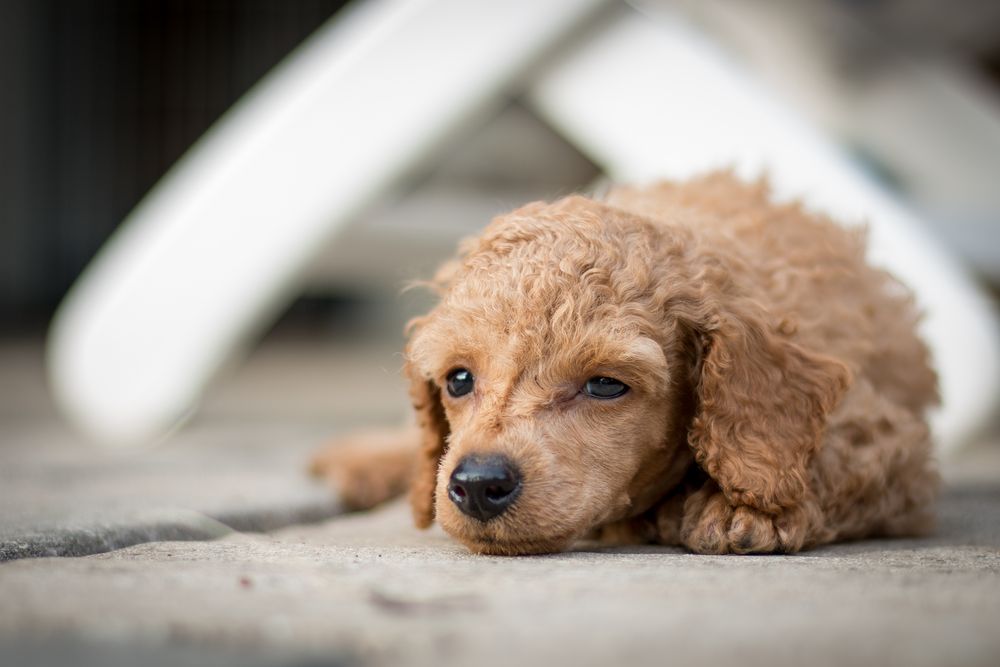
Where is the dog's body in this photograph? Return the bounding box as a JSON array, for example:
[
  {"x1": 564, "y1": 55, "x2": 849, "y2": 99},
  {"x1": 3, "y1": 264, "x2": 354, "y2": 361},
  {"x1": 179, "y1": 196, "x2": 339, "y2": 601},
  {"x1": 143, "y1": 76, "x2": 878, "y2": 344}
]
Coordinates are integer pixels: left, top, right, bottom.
[{"x1": 312, "y1": 172, "x2": 938, "y2": 555}]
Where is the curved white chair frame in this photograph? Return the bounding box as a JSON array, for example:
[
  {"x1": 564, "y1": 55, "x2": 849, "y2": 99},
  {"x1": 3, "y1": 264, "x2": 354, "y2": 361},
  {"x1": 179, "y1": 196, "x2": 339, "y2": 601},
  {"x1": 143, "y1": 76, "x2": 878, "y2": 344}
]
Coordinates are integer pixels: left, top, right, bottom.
[{"x1": 48, "y1": 0, "x2": 999, "y2": 451}]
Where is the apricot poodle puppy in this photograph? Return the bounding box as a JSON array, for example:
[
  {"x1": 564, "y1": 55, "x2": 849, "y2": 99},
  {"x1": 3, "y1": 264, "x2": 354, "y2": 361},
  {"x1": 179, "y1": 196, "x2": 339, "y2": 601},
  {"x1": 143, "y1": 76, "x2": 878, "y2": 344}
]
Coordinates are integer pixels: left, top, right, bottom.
[{"x1": 311, "y1": 172, "x2": 938, "y2": 555}]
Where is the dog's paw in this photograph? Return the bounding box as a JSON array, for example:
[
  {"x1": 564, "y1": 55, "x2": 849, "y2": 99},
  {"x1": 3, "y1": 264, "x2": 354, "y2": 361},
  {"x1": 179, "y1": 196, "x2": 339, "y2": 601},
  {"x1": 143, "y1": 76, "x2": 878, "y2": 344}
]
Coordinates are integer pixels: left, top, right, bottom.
[
  {"x1": 310, "y1": 446, "x2": 393, "y2": 510},
  {"x1": 679, "y1": 487, "x2": 814, "y2": 554},
  {"x1": 310, "y1": 430, "x2": 417, "y2": 510}
]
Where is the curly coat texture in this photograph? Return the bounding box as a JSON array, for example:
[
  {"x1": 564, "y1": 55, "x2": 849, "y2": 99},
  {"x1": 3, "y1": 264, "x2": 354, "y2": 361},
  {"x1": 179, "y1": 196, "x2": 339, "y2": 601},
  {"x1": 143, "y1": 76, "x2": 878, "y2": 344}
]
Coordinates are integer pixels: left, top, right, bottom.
[{"x1": 312, "y1": 172, "x2": 939, "y2": 555}]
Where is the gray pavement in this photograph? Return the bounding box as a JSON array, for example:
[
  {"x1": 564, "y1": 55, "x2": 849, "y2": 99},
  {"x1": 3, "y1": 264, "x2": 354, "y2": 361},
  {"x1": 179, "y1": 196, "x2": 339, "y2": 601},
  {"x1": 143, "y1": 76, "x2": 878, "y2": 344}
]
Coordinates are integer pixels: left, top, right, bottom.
[
  {"x1": 0, "y1": 335, "x2": 407, "y2": 561},
  {"x1": 2, "y1": 336, "x2": 1000, "y2": 666},
  {"x1": 2, "y1": 490, "x2": 999, "y2": 667},
  {"x1": 0, "y1": 424, "x2": 344, "y2": 560}
]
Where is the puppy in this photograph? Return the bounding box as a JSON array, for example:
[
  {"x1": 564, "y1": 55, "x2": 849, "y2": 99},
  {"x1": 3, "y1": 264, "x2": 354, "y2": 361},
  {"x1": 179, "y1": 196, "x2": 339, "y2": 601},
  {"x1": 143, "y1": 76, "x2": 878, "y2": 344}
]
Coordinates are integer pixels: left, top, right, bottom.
[{"x1": 311, "y1": 172, "x2": 938, "y2": 555}]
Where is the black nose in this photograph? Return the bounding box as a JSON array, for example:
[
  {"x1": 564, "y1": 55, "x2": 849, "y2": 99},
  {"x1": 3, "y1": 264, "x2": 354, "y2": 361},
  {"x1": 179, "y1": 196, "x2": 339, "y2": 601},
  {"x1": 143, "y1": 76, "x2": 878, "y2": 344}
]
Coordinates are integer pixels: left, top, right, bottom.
[{"x1": 448, "y1": 455, "x2": 521, "y2": 522}]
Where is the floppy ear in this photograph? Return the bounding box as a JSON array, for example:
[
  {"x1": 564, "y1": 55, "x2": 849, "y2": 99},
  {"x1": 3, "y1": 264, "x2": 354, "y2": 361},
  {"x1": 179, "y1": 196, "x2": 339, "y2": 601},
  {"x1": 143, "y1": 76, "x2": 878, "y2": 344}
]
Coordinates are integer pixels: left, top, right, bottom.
[
  {"x1": 679, "y1": 294, "x2": 850, "y2": 514},
  {"x1": 404, "y1": 355, "x2": 450, "y2": 529}
]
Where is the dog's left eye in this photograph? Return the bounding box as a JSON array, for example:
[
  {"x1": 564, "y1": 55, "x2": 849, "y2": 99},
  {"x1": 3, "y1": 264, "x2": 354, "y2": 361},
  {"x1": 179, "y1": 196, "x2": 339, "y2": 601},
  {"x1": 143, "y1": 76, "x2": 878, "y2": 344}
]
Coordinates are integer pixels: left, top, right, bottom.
[
  {"x1": 584, "y1": 376, "x2": 629, "y2": 399},
  {"x1": 446, "y1": 368, "x2": 475, "y2": 397}
]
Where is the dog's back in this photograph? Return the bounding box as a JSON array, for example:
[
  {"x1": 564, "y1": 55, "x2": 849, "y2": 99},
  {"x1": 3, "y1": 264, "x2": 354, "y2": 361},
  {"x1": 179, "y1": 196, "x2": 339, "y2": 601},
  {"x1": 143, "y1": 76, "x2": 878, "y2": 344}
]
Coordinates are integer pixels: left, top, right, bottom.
[{"x1": 606, "y1": 171, "x2": 938, "y2": 416}]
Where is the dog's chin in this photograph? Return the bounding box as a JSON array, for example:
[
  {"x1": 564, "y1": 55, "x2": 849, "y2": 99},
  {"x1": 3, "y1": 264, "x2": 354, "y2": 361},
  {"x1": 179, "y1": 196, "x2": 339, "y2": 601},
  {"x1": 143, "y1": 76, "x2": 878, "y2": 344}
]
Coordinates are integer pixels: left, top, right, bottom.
[
  {"x1": 441, "y1": 519, "x2": 582, "y2": 555},
  {"x1": 455, "y1": 532, "x2": 576, "y2": 556},
  {"x1": 434, "y1": 489, "x2": 588, "y2": 555}
]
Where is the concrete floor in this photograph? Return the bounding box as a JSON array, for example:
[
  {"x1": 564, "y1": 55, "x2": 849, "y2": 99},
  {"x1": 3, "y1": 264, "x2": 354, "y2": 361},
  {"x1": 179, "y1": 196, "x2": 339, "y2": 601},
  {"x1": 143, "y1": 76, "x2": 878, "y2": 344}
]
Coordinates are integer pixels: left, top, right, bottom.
[{"x1": 2, "y1": 333, "x2": 999, "y2": 667}]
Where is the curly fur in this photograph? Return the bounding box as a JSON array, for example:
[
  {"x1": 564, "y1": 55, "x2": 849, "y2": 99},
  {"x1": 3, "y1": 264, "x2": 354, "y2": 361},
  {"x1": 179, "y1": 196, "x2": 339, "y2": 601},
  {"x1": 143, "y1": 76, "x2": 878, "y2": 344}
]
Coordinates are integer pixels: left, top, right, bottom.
[{"x1": 312, "y1": 171, "x2": 939, "y2": 555}]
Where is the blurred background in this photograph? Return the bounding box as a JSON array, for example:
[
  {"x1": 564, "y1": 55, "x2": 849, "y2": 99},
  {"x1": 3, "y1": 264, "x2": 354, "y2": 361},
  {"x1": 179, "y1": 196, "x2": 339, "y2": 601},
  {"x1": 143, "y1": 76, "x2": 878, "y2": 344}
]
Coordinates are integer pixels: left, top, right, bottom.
[{"x1": 3, "y1": 0, "x2": 1000, "y2": 336}]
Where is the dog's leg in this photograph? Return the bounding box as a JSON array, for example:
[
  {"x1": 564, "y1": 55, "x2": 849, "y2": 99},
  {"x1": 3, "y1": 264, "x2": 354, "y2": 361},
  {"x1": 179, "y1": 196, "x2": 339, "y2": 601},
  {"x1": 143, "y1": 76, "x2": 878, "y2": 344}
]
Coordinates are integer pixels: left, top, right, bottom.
[
  {"x1": 310, "y1": 426, "x2": 420, "y2": 510},
  {"x1": 810, "y1": 380, "x2": 938, "y2": 542},
  {"x1": 678, "y1": 380, "x2": 937, "y2": 554}
]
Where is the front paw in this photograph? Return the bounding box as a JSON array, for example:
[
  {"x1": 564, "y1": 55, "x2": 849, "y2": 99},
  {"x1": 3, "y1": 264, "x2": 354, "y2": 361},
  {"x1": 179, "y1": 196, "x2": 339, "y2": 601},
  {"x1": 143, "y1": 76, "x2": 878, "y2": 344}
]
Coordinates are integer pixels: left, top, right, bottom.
[
  {"x1": 679, "y1": 488, "x2": 813, "y2": 554},
  {"x1": 310, "y1": 430, "x2": 416, "y2": 510}
]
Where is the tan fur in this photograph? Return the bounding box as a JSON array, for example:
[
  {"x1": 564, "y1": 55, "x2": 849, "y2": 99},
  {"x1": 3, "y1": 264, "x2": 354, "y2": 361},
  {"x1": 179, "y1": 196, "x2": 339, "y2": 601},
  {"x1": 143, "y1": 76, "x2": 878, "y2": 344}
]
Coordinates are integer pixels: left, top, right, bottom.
[{"x1": 311, "y1": 172, "x2": 939, "y2": 555}]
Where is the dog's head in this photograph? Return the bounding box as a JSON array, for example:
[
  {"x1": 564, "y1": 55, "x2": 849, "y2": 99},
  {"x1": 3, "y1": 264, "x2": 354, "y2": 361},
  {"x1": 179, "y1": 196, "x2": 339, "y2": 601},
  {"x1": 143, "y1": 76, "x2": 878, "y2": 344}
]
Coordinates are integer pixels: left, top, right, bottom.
[{"x1": 404, "y1": 193, "x2": 847, "y2": 555}]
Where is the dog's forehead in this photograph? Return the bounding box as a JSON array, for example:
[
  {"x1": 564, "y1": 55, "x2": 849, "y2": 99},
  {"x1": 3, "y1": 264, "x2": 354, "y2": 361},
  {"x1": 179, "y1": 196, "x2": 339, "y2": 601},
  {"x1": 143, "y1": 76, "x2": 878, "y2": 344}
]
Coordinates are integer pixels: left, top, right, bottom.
[
  {"x1": 409, "y1": 199, "x2": 676, "y2": 379},
  {"x1": 427, "y1": 277, "x2": 667, "y2": 381},
  {"x1": 436, "y1": 205, "x2": 661, "y2": 326},
  {"x1": 452, "y1": 210, "x2": 656, "y2": 303}
]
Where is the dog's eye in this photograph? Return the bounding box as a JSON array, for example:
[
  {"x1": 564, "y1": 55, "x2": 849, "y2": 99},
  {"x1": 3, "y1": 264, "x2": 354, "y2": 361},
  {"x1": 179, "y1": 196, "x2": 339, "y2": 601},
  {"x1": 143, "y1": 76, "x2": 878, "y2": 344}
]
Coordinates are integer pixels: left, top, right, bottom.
[
  {"x1": 446, "y1": 368, "x2": 475, "y2": 397},
  {"x1": 584, "y1": 376, "x2": 629, "y2": 399}
]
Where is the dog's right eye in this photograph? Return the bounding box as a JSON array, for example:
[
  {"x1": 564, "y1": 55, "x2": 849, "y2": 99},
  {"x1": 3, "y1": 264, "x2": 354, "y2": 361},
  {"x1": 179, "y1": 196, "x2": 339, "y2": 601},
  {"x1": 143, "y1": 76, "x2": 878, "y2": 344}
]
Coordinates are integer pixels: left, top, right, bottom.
[
  {"x1": 446, "y1": 368, "x2": 475, "y2": 397},
  {"x1": 584, "y1": 376, "x2": 629, "y2": 399}
]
